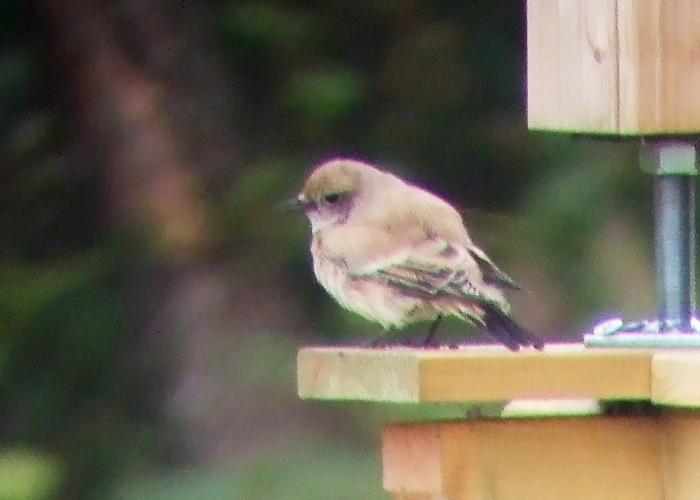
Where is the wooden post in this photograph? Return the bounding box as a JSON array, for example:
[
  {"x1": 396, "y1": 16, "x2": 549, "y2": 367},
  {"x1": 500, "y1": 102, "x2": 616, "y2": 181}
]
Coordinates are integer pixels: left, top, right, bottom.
[
  {"x1": 297, "y1": 1, "x2": 700, "y2": 498},
  {"x1": 527, "y1": 0, "x2": 700, "y2": 134}
]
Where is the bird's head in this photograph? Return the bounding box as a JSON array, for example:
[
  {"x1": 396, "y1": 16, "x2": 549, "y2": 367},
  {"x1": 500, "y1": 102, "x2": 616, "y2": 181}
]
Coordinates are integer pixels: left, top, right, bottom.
[{"x1": 287, "y1": 158, "x2": 373, "y2": 233}]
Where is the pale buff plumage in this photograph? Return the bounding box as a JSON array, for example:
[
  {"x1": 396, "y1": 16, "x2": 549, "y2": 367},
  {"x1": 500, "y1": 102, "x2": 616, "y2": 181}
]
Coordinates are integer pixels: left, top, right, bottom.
[{"x1": 293, "y1": 158, "x2": 543, "y2": 350}]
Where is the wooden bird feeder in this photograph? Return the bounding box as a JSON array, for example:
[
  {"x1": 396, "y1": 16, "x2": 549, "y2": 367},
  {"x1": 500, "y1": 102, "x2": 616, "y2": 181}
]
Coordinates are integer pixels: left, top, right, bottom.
[{"x1": 298, "y1": 1, "x2": 700, "y2": 498}]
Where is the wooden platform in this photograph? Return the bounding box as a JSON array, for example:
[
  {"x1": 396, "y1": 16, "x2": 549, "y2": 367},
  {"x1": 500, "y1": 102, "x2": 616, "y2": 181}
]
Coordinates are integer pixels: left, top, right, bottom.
[
  {"x1": 381, "y1": 415, "x2": 700, "y2": 500},
  {"x1": 297, "y1": 343, "x2": 700, "y2": 406}
]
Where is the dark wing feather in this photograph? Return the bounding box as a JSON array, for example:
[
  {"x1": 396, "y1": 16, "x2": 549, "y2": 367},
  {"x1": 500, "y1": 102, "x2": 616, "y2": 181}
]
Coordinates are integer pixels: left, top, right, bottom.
[
  {"x1": 372, "y1": 258, "x2": 485, "y2": 302},
  {"x1": 350, "y1": 239, "x2": 487, "y2": 304},
  {"x1": 480, "y1": 303, "x2": 544, "y2": 350},
  {"x1": 468, "y1": 247, "x2": 521, "y2": 291}
]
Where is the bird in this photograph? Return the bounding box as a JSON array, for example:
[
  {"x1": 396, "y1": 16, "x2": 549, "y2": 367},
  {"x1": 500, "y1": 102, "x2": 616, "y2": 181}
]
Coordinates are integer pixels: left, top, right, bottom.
[{"x1": 286, "y1": 158, "x2": 544, "y2": 351}]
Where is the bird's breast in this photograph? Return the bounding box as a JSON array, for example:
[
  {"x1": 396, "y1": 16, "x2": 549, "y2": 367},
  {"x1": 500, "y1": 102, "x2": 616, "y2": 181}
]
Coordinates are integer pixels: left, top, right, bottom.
[
  {"x1": 310, "y1": 242, "x2": 353, "y2": 309},
  {"x1": 310, "y1": 237, "x2": 431, "y2": 329}
]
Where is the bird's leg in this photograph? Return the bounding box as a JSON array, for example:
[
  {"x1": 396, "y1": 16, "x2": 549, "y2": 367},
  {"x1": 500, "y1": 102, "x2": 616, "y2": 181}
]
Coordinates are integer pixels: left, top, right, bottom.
[
  {"x1": 359, "y1": 329, "x2": 403, "y2": 347},
  {"x1": 423, "y1": 315, "x2": 443, "y2": 346},
  {"x1": 359, "y1": 316, "x2": 446, "y2": 348}
]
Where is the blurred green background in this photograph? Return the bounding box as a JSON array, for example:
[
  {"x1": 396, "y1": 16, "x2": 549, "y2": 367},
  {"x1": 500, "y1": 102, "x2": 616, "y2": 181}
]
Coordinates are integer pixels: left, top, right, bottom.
[{"x1": 0, "y1": 0, "x2": 661, "y2": 498}]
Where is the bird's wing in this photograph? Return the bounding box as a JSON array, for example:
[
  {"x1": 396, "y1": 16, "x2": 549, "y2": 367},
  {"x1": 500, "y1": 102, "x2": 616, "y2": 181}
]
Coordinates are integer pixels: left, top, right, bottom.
[
  {"x1": 399, "y1": 186, "x2": 520, "y2": 291},
  {"x1": 468, "y1": 246, "x2": 520, "y2": 290},
  {"x1": 318, "y1": 180, "x2": 516, "y2": 304},
  {"x1": 349, "y1": 236, "x2": 490, "y2": 306},
  {"x1": 347, "y1": 237, "x2": 542, "y2": 350}
]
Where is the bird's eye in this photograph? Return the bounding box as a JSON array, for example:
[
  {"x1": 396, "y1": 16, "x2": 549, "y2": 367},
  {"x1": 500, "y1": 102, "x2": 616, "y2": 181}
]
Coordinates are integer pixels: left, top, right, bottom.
[{"x1": 324, "y1": 193, "x2": 341, "y2": 204}]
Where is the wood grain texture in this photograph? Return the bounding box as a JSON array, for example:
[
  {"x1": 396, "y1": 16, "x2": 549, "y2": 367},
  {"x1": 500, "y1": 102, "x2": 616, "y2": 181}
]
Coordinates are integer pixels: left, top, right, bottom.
[
  {"x1": 382, "y1": 417, "x2": 700, "y2": 500},
  {"x1": 652, "y1": 352, "x2": 700, "y2": 406},
  {"x1": 297, "y1": 346, "x2": 421, "y2": 402},
  {"x1": 527, "y1": 0, "x2": 700, "y2": 134},
  {"x1": 527, "y1": 0, "x2": 619, "y2": 132},
  {"x1": 297, "y1": 344, "x2": 653, "y2": 403},
  {"x1": 383, "y1": 424, "x2": 480, "y2": 499},
  {"x1": 663, "y1": 414, "x2": 700, "y2": 500}
]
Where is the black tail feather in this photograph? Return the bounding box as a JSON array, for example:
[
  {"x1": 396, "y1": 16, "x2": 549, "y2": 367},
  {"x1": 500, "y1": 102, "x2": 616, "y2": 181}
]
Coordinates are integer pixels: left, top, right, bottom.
[{"x1": 481, "y1": 305, "x2": 545, "y2": 351}]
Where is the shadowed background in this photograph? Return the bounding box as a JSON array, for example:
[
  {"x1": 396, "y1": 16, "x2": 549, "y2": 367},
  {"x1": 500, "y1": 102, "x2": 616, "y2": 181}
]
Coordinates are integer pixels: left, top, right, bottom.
[{"x1": 0, "y1": 1, "x2": 660, "y2": 498}]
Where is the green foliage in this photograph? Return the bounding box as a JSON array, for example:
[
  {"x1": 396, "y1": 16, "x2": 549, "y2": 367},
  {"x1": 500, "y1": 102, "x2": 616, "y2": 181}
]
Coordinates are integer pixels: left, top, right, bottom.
[
  {"x1": 110, "y1": 441, "x2": 386, "y2": 500},
  {"x1": 222, "y1": 4, "x2": 315, "y2": 47},
  {"x1": 0, "y1": 250, "x2": 171, "y2": 498},
  {"x1": 281, "y1": 68, "x2": 365, "y2": 129},
  {"x1": 0, "y1": 448, "x2": 64, "y2": 500}
]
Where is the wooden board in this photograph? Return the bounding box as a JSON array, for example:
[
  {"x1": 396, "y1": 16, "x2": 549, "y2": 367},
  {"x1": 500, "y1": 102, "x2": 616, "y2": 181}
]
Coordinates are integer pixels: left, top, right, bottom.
[
  {"x1": 652, "y1": 351, "x2": 700, "y2": 406},
  {"x1": 527, "y1": 0, "x2": 700, "y2": 134},
  {"x1": 382, "y1": 415, "x2": 700, "y2": 500},
  {"x1": 297, "y1": 343, "x2": 654, "y2": 403}
]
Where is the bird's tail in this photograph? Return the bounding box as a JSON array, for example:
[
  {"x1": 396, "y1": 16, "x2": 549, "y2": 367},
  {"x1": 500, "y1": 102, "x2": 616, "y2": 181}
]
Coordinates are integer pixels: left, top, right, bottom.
[{"x1": 480, "y1": 304, "x2": 544, "y2": 352}]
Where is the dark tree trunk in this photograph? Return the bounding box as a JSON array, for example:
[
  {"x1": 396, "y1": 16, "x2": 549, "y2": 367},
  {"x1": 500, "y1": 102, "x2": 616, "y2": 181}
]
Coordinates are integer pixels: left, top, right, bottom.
[{"x1": 40, "y1": 0, "x2": 331, "y2": 480}]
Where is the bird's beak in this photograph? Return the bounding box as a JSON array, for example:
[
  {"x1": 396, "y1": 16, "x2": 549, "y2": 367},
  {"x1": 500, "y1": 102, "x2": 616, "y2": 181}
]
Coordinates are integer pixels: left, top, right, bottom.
[{"x1": 277, "y1": 196, "x2": 311, "y2": 213}]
